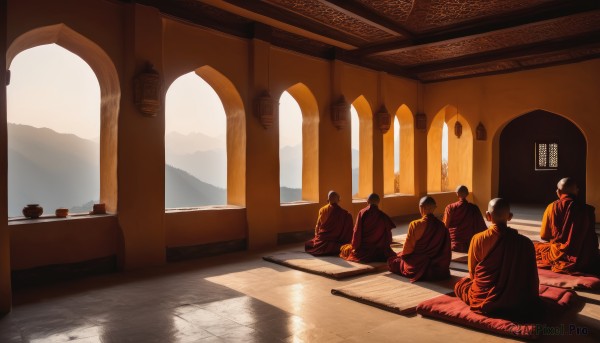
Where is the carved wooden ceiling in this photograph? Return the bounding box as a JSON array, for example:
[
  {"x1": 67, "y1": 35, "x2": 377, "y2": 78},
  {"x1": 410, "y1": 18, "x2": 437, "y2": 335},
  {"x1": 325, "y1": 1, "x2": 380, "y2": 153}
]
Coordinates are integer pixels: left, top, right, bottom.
[{"x1": 131, "y1": 0, "x2": 600, "y2": 82}]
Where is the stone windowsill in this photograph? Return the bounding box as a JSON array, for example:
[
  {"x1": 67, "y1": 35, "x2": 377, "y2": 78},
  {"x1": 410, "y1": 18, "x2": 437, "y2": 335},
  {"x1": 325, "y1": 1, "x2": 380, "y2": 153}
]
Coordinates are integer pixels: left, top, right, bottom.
[
  {"x1": 165, "y1": 205, "x2": 245, "y2": 213},
  {"x1": 8, "y1": 213, "x2": 116, "y2": 226},
  {"x1": 280, "y1": 201, "x2": 318, "y2": 207}
]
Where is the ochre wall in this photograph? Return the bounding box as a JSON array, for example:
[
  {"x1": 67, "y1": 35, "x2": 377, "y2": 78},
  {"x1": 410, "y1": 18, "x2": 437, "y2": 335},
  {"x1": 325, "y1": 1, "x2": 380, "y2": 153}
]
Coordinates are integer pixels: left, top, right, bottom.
[
  {"x1": 425, "y1": 59, "x2": 600, "y2": 211},
  {"x1": 3, "y1": 0, "x2": 600, "y2": 311},
  {"x1": 10, "y1": 216, "x2": 119, "y2": 270}
]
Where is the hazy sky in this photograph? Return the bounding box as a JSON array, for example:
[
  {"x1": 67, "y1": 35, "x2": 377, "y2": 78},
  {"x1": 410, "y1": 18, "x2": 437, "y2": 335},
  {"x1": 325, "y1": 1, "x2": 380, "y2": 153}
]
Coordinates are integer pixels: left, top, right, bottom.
[
  {"x1": 166, "y1": 71, "x2": 227, "y2": 137},
  {"x1": 8, "y1": 44, "x2": 448, "y2": 162},
  {"x1": 7, "y1": 44, "x2": 100, "y2": 140},
  {"x1": 278, "y1": 91, "x2": 303, "y2": 148}
]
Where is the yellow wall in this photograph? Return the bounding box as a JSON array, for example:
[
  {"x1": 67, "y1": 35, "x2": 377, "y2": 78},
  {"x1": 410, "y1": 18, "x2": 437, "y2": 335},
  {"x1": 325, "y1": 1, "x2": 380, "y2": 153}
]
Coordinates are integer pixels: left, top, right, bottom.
[
  {"x1": 425, "y1": 59, "x2": 600, "y2": 211},
  {"x1": 2, "y1": 0, "x2": 600, "y2": 311}
]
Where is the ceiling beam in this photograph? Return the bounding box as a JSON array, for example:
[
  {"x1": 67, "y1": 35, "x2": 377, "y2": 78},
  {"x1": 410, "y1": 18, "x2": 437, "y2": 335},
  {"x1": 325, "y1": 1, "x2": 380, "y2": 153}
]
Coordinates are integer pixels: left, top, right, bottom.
[
  {"x1": 218, "y1": 0, "x2": 367, "y2": 47},
  {"x1": 407, "y1": 31, "x2": 600, "y2": 74},
  {"x1": 351, "y1": 0, "x2": 600, "y2": 56},
  {"x1": 315, "y1": 0, "x2": 414, "y2": 38}
]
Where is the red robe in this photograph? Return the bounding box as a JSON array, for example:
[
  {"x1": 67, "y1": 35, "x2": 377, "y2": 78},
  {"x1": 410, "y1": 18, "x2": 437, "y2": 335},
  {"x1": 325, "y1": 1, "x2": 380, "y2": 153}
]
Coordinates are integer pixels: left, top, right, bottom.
[
  {"x1": 340, "y1": 204, "x2": 396, "y2": 262},
  {"x1": 443, "y1": 199, "x2": 487, "y2": 253},
  {"x1": 535, "y1": 194, "x2": 598, "y2": 275},
  {"x1": 305, "y1": 203, "x2": 353, "y2": 256},
  {"x1": 455, "y1": 226, "x2": 541, "y2": 320},
  {"x1": 388, "y1": 214, "x2": 451, "y2": 282}
]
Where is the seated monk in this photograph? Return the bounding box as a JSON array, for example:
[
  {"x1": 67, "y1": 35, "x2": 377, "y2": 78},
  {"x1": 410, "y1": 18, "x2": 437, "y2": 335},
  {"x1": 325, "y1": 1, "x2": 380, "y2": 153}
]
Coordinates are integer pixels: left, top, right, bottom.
[
  {"x1": 535, "y1": 177, "x2": 599, "y2": 275},
  {"x1": 340, "y1": 193, "x2": 396, "y2": 262},
  {"x1": 443, "y1": 185, "x2": 487, "y2": 252},
  {"x1": 455, "y1": 198, "x2": 541, "y2": 320},
  {"x1": 305, "y1": 191, "x2": 353, "y2": 256},
  {"x1": 388, "y1": 196, "x2": 451, "y2": 282}
]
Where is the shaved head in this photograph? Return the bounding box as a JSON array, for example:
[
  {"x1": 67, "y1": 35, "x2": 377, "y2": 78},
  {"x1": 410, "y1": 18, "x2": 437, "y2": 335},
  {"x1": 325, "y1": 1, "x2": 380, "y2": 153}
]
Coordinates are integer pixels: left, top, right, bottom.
[
  {"x1": 456, "y1": 185, "x2": 469, "y2": 198},
  {"x1": 486, "y1": 198, "x2": 513, "y2": 224},
  {"x1": 488, "y1": 198, "x2": 510, "y2": 214},
  {"x1": 557, "y1": 177, "x2": 578, "y2": 196},
  {"x1": 367, "y1": 193, "x2": 380, "y2": 205},
  {"x1": 419, "y1": 196, "x2": 436, "y2": 207},
  {"x1": 419, "y1": 196, "x2": 436, "y2": 215},
  {"x1": 327, "y1": 190, "x2": 340, "y2": 204}
]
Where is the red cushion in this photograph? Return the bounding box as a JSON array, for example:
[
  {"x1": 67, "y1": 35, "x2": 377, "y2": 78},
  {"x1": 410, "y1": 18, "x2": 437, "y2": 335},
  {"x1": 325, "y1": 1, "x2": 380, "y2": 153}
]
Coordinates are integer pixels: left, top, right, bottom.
[
  {"x1": 538, "y1": 268, "x2": 600, "y2": 290},
  {"x1": 416, "y1": 286, "x2": 576, "y2": 340}
]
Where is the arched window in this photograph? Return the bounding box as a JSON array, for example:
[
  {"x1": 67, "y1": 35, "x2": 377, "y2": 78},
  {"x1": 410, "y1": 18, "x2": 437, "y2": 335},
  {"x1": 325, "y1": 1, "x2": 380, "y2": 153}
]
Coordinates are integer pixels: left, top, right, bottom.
[
  {"x1": 442, "y1": 122, "x2": 449, "y2": 191},
  {"x1": 384, "y1": 104, "x2": 415, "y2": 195},
  {"x1": 279, "y1": 91, "x2": 303, "y2": 202},
  {"x1": 351, "y1": 105, "x2": 359, "y2": 197},
  {"x1": 7, "y1": 44, "x2": 100, "y2": 217},
  {"x1": 279, "y1": 83, "x2": 319, "y2": 203},
  {"x1": 427, "y1": 105, "x2": 473, "y2": 193},
  {"x1": 165, "y1": 71, "x2": 227, "y2": 208},
  {"x1": 351, "y1": 96, "x2": 373, "y2": 199}
]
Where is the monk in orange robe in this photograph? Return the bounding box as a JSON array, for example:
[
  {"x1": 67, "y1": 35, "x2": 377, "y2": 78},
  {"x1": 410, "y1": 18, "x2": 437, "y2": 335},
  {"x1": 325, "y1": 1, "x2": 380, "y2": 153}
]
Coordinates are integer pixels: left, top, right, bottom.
[
  {"x1": 388, "y1": 196, "x2": 451, "y2": 281},
  {"x1": 534, "y1": 178, "x2": 599, "y2": 275},
  {"x1": 455, "y1": 198, "x2": 541, "y2": 319},
  {"x1": 305, "y1": 191, "x2": 353, "y2": 256},
  {"x1": 443, "y1": 185, "x2": 487, "y2": 252},
  {"x1": 340, "y1": 193, "x2": 396, "y2": 262}
]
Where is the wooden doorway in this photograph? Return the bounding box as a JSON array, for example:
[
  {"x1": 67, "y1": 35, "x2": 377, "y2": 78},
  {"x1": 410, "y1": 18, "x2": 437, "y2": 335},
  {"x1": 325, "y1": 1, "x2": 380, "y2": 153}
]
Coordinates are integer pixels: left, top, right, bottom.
[{"x1": 499, "y1": 110, "x2": 586, "y2": 205}]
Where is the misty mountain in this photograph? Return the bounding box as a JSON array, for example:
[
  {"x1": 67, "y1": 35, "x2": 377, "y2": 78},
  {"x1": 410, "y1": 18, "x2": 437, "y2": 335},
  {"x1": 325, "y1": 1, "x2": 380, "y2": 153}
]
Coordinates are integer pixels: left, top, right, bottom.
[
  {"x1": 8, "y1": 123, "x2": 99, "y2": 217},
  {"x1": 165, "y1": 165, "x2": 226, "y2": 207},
  {"x1": 166, "y1": 149, "x2": 227, "y2": 189},
  {"x1": 165, "y1": 131, "x2": 225, "y2": 155},
  {"x1": 280, "y1": 187, "x2": 302, "y2": 203},
  {"x1": 280, "y1": 145, "x2": 302, "y2": 189}
]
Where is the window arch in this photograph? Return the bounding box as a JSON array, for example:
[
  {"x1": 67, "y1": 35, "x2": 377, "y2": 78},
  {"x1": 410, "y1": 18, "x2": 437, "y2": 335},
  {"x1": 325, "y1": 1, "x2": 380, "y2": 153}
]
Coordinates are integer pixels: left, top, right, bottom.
[
  {"x1": 6, "y1": 24, "x2": 120, "y2": 213},
  {"x1": 384, "y1": 104, "x2": 415, "y2": 195},
  {"x1": 164, "y1": 66, "x2": 246, "y2": 208},
  {"x1": 165, "y1": 72, "x2": 227, "y2": 207},
  {"x1": 7, "y1": 44, "x2": 100, "y2": 217},
  {"x1": 351, "y1": 95, "x2": 373, "y2": 199},
  {"x1": 427, "y1": 105, "x2": 473, "y2": 192},
  {"x1": 278, "y1": 83, "x2": 319, "y2": 203}
]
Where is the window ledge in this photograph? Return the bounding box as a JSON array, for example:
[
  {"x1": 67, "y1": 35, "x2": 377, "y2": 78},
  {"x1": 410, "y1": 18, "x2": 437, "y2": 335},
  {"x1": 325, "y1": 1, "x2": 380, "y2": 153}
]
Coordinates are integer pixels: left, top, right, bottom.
[
  {"x1": 352, "y1": 198, "x2": 367, "y2": 204},
  {"x1": 426, "y1": 191, "x2": 455, "y2": 195},
  {"x1": 8, "y1": 213, "x2": 116, "y2": 226},
  {"x1": 280, "y1": 201, "x2": 318, "y2": 207},
  {"x1": 384, "y1": 193, "x2": 415, "y2": 198},
  {"x1": 165, "y1": 205, "x2": 245, "y2": 213}
]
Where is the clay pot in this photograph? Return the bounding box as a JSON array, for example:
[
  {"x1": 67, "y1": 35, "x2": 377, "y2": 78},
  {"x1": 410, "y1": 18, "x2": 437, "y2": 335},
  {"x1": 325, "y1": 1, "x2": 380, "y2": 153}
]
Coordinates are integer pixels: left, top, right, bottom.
[
  {"x1": 55, "y1": 208, "x2": 69, "y2": 218},
  {"x1": 91, "y1": 203, "x2": 106, "y2": 215},
  {"x1": 22, "y1": 204, "x2": 43, "y2": 219}
]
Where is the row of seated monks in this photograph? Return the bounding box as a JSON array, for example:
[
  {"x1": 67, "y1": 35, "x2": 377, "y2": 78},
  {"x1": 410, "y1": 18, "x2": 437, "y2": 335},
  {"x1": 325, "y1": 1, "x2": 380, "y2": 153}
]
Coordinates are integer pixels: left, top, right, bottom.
[{"x1": 304, "y1": 177, "x2": 599, "y2": 319}]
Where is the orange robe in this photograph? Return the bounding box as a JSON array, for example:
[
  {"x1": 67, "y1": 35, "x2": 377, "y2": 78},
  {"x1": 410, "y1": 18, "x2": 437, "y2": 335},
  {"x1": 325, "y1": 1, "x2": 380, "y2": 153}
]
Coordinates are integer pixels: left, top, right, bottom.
[
  {"x1": 443, "y1": 199, "x2": 487, "y2": 253},
  {"x1": 454, "y1": 224, "x2": 541, "y2": 319},
  {"x1": 535, "y1": 194, "x2": 598, "y2": 274},
  {"x1": 340, "y1": 204, "x2": 396, "y2": 263},
  {"x1": 305, "y1": 203, "x2": 353, "y2": 256},
  {"x1": 388, "y1": 214, "x2": 451, "y2": 282}
]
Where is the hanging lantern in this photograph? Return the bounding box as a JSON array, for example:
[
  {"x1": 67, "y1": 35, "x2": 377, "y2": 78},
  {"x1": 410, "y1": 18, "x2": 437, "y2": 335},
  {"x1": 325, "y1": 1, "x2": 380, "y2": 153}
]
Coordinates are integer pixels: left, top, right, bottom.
[
  {"x1": 377, "y1": 106, "x2": 391, "y2": 133},
  {"x1": 331, "y1": 96, "x2": 350, "y2": 130},
  {"x1": 476, "y1": 122, "x2": 487, "y2": 141},
  {"x1": 416, "y1": 112, "x2": 427, "y2": 130},
  {"x1": 454, "y1": 120, "x2": 463, "y2": 138},
  {"x1": 255, "y1": 91, "x2": 275, "y2": 129},
  {"x1": 133, "y1": 63, "x2": 161, "y2": 117}
]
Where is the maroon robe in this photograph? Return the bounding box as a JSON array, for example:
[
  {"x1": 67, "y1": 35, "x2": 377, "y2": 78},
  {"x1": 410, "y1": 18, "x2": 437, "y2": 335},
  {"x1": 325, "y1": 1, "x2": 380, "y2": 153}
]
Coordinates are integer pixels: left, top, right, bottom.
[
  {"x1": 341, "y1": 204, "x2": 396, "y2": 262},
  {"x1": 535, "y1": 194, "x2": 599, "y2": 275},
  {"x1": 454, "y1": 226, "x2": 541, "y2": 320},
  {"x1": 305, "y1": 203, "x2": 353, "y2": 256},
  {"x1": 444, "y1": 199, "x2": 487, "y2": 253},
  {"x1": 388, "y1": 214, "x2": 451, "y2": 282}
]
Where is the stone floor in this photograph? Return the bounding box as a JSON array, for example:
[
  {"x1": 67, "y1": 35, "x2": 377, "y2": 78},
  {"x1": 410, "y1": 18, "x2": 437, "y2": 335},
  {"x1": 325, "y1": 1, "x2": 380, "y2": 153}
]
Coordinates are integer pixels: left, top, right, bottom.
[{"x1": 0, "y1": 205, "x2": 598, "y2": 342}]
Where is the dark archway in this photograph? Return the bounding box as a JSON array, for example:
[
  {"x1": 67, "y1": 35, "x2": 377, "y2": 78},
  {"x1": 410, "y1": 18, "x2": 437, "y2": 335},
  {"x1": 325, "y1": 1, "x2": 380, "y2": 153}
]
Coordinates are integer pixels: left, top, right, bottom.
[{"x1": 499, "y1": 110, "x2": 586, "y2": 204}]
